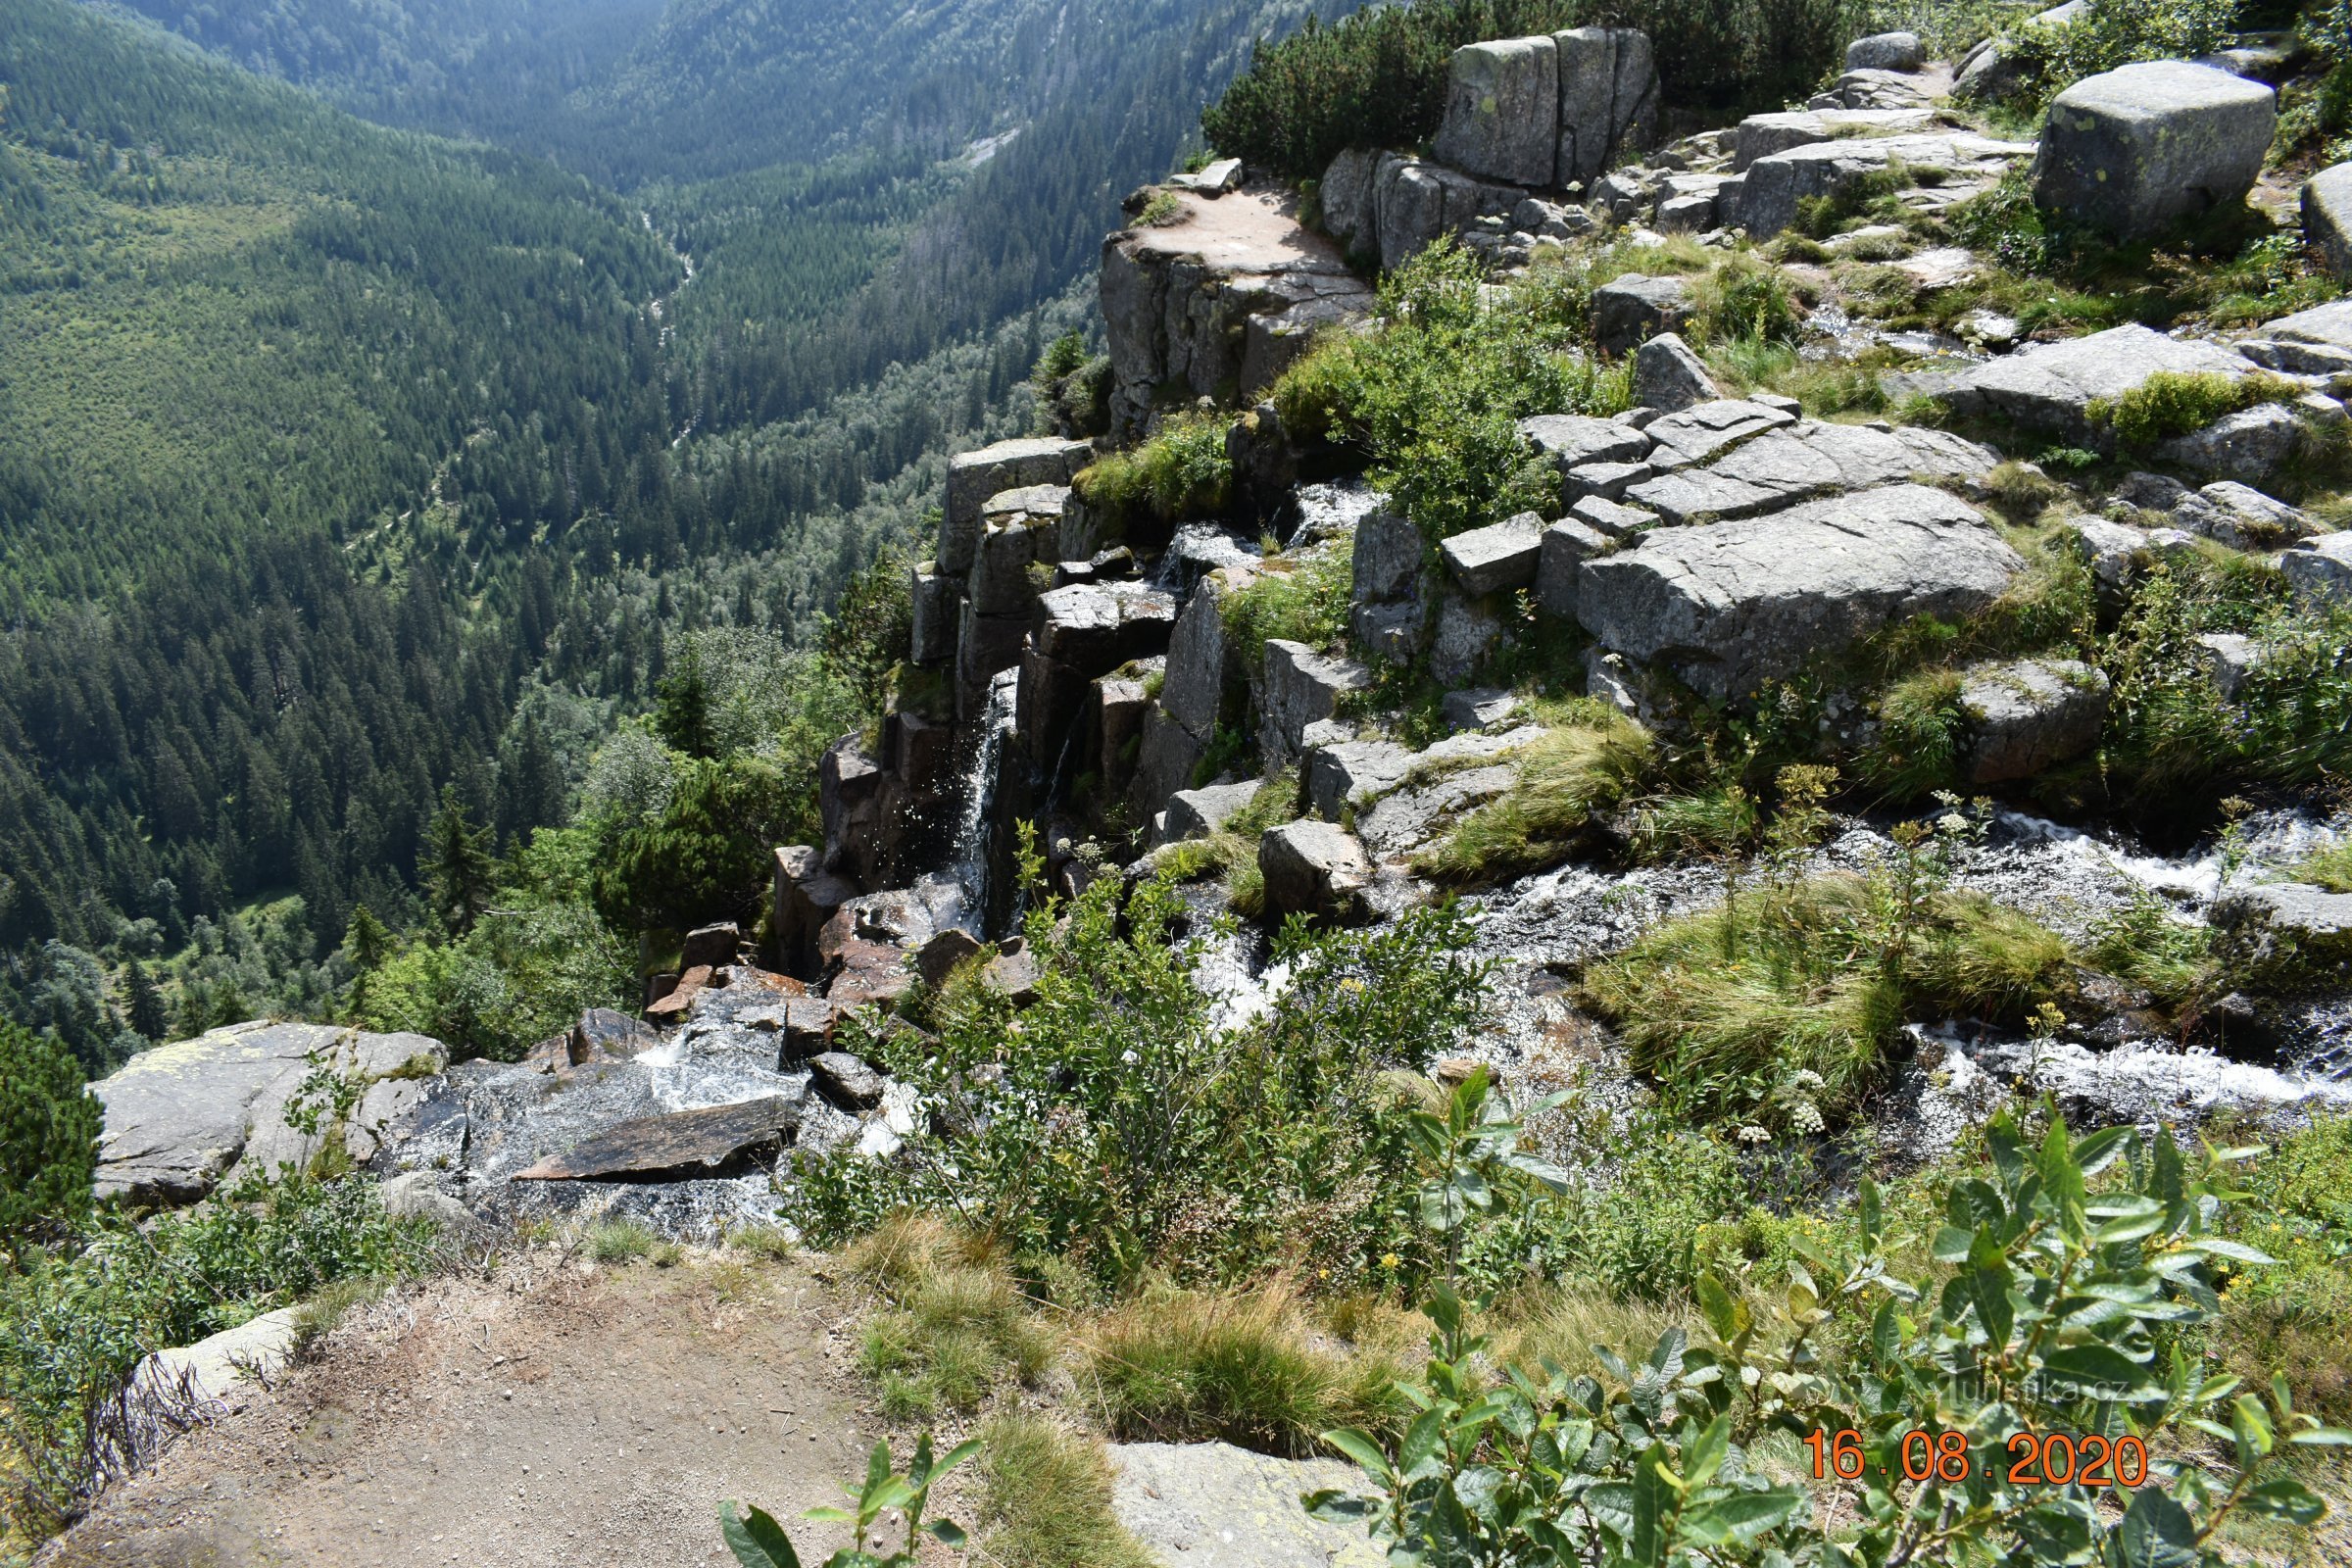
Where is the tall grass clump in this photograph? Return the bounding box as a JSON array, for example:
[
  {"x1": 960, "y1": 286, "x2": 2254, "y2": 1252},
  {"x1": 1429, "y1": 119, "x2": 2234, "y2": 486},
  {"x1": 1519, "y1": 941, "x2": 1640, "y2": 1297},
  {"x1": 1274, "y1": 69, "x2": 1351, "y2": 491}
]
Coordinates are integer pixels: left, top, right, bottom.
[
  {"x1": 1072, "y1": 414, "x2": 1230, "y2": 531},
  {"x1": 1272, "y1": 243, "x2": 1629, "y2": 541},
  {"x1": 1414, "y1": 707, "x2": 1656, "y2": 883},
  {"x1": 975, "y1": 1415, "x2": 1158, "y2": 1568},
  {"x1": 845, "y1": 1214, "x2": 1054, "y2": 1422}
]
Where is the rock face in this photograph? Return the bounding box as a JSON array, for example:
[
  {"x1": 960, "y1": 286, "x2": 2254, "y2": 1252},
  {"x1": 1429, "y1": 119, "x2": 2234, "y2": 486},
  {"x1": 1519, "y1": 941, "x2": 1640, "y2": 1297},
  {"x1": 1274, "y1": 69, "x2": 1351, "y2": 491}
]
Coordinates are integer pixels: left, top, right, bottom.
[
  {"x1": 2307, "y1": 162, "x2": 2352, "y2": 280},
  {"x1": 941, "y1": 438, "x2": 1094, "y2": 575},
  {"x1": 2033, "y1": 63, "x2": 2276, "y2": 240},
  {"x1": 1433, "y1": 35, "x2": 1561, "y2": 187},
  {"x1": 513, "y1": 1097, "x2": 803, "y2": 1182},
  {"x1": 1592, "y1": 274, "x2": 1690, "y2": 355},
  {"x1": 1731, "y1": 107, "x2": 1934, "y2": 171},
  {"x1": 2282, "y1": 532, "x2": 2352, "y2": 608},
  {"x1": 139, "y1": 1307, "x2": 303, "y2": 1407},
  {"x1": 1440, "y1": 513, "x2": 1544, "y2": 596},
  {"x1": 1739, "y1": 133, "x2": 2034, "y2": 237},
  {"x1": 1961, "y1": 660, "x2": 2112, "y2": 784},
  {"x1": 1632, "y1": 333, "x2": 1720, "y2": 413},
  {"x1": 1846, "y1": 31, "x2": 1925, "y2": 72},
  {"x1": 1164, "y1": 780, "x2": 1265, "y2": 843},
  {"x1": 1626, "y1": 417, "x2": 1999, "y2": 526},
  {"x1": 1554, "y1": 28, "x2": 1660, "y2": 189},
  {"x1": 1110, "y1": 1443, "x2": 1382, "y2": 1568},
  {"x1": 1578, "y1": 485, "x2": 2025, "y2": 699},
  {"x1": 2210, "y1": 882, "x2": 2352, "y2": 969},
  {"x1": 2155, "y1": 405, "x2": 2304, "y2": 484},
  {"x1": 1259, "y1": 821, "x2": 1372, "y2": 922},
  {"x1": 1260, "y1": 640, "x2": 1374, "y2": 763},
  {"x1": 94, "y1": 1022, "x2": 449, "y2": 1205},
  {"x1": 1937, "y1": 323, "x2": 2253, "y2": 442},
  {"x1": 1101, "y1": 188, "x2": 1373, "y2": 438}
]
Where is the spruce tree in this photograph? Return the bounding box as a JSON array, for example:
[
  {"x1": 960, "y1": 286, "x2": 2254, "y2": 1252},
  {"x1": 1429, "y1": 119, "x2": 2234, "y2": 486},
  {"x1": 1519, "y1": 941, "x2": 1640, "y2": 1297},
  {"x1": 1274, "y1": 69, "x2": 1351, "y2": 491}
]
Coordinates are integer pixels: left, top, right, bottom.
[
  {"x1": 0, "y1": 1020, "x2": 102, "y2": 1256},
  {"x1": 422, "y1": 787, "x2": 496, "y2": 936},
  {"x1": 123, "y1": 959, "x2": 169, "y2": 1043}
]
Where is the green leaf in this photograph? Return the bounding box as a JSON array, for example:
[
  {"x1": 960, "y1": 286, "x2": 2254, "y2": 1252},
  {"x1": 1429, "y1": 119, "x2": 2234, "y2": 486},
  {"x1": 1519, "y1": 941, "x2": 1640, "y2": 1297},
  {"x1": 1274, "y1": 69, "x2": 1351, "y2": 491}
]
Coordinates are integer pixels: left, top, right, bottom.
[
  {"x1": 2110, "y1": 1490, "x2": 2199, "y2": 1568},
  {"x1": 933, "y1": 1439, "x2": 983, "y2": 1481},
  {"x1": 1631, "y1": 1446, "x2": 1673, "y2": 1567},
  {"x1": 924, "y1": 1520, "x2": 968, "y2": 1546},
  {"x1": 1677, "y1": 1489, "x2": 1804, "y2": 1548},
  {"x1": 1320, "y1": 1427, "x2": 1396, "y2": 1482},
  {"x1": 1858, "y1": 1175, "x2": 1884, "y2": 1245},
  {"x1": 863, "y1": 1441, "x2": 893, "y2": 1497},
  {"x1": 2289, "y1": 1427, "x2": 2352, "y2": 1446},
  {"x1": 2242, "y1": 1477, "x2": 2326, "y2": 1526},
  {"x1": 719, "y1": 1502, "x2": 802, "y2": 1568},
  {"x1": 2180, "y1": 1238, "x2": 2278, "y2": 1266},
  {"x1": 2039, "y1": 1344, "x2": 2149, "y2": 1396},
  {"x1": 1695, "y1": 1274, "x2": 1745, "y2": 1345}
]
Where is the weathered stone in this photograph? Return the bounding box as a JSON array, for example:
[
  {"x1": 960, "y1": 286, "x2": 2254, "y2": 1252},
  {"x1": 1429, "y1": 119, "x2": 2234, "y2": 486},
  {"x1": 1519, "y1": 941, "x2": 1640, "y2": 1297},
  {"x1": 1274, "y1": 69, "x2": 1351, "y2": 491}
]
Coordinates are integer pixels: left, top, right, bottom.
[
  {"x1": 1034, "y1": 581, "x2": 1178, "y2": 674},
  {"x1": 1320, "y1": 147, "x2": 1383, "y2": 255},
  {"x1": 1834, "y1": 68, "x2": 1935, "y2": 110},
  {"x1": 1430, "y1": 594, "x2": 1506, "y2": 685},
  {"x1": 1259, "y1": 821, "x2": 1373, "y2": 923},
  {"x1": 378, "y1": 1171, "x2": 482, "y2": 1237},
  {"x1": 2210, "y1": 882, "x2": 2352, "y2": 969},
  {"x1": 956, "y1": 603, "x2": 1032, "y2": 705},
  {"x1": 1960, "y1": 660, "x2": 2111, "y2": 784},
  {"x1": 1894, "y1": 247, "x2": 1982, "y2": 292},
  {"x1": 1348, "y1": 599, "x2": 1427, "y2": 665},
  {"x1": 1374, "y1": 155, "x2": 1519, "y2": 273},
  {"x1": 1740, "y1": 133, "x2": 2034, "y2": 238},
  {"x1": 680, "y1": 923, "x2": 744, "y2": 971},
  {"x1": 1110, "y1": 1443, "x2": 1382, "y2": 1568},
  {"x1": 1171, "y1": 157, "x2": 1245, "y2": 195},
  {"x1": 2195, "y1": 632, "x2": 2269, "y2": 698},
  {"x1": 2154, "y1": 405, "x2": 2304, "y2": 484},
  {"x1": 1441, "y1": 513, "x2": 1544, "y2": 596},
  {"x1": 1731, "y1": 108, "x2": 1934, "y2": 172},
  {"x1": 2065, "y1": 516, "x2": 2156, "y2": 609},
  {"x1": 1628, "y1": 419, "x2": 1999, "y2": 525},
  {"x1": 1592, "y1": 273, "x2": 1691, "y2": 355},
  {"x1": 1134, "y1": 708, "x2": 1209, "y2": 817},
  {"x1": 1351, "y1": 507, "x2": 1426, "y2": 604},
  {"x1": 914, "y1": 929, "x2": 985, "y2": 989},
  {"x1": 1519, "y1": 415, "x2": 1652, "y2": 483},
  {"x1": 2034, "y1": 63, "x2": 2276, "y2": 241},
  {"x1": 809, "y1": 1053, "x2": 887, "y2": 1110},
  {"x1": 1565, "y1": 460, "x2": 1651, "y2": 501},
  {"x1": 1433, "y1": 35, "x2": 1560, "y2": 188},
  {"x1": 1102, "y1": 189, "x2": 1374, "y2": 437},
  {"x1": 774, "y1": 846, "x2": 858, "y2": 981},
  {"x1": 2281, "y1": 532, "x2": 2352, "y2": 607},
  {"x1": 1846, "y1": 31, "x2": 1925, "y2": 72},
  {"x1": 1578, "y1": 485, "x2": 2025, "y2": 698},
  {"x1": 943, "y1": 438, "x2": 1093, "y2": 574},
  {"x1": 1554, "y1": 27, "x2": 1660, "y2": 189},
  {"x1": 1938, "y1": 323, "x2": 2255, "y2": 443},
  {"x1": 1537, "y1": 519, "x2": 1615, "y2": 618},
  {"x1": 1514, "y1": 195, "x2": 1595, "y2": 240},
  {"x1": 783, "y1": 997, "x2": 844, "y2": 1059},
  {"x1": 1261, "y1": 640, "x2": 1373, "y2": 764},
  {"x1": 1163, "y1": 780, "x2": 1267, "y2": 844},
  {"x1": 1161, "y1": 564, "x2": 1260, "y2": 741},
  {"x1": 819, "y1": 733, "x2": 889, "y2": 884},
  {"x1": 909, "y1": 566, "x2": 961, "y2": 665},
  {"x1": 645, "y1": 964, "x2": 714, "y2": 1022},
  {"x1": 1306, "y1": 740, "x2": 1415, "y2": 821},
  {"x1": 93, "y1": 1022, "x2": 445, "y2": 1206},
  {"x1": 1641, "y1": 399, "x2": 1799, "y2": 468},
  {"x1": 1444, "y1": 689, "x2": 1523, "y2": 731},
  {"x1": 1631, "y1": 332, "x2": 1721, "y2": 413},
  {"x1": 969, "y1": 504, "x2": 1057, "y2": 617},
  {"x1": 139, "y1": 1307, "x2": 303, "y2": 1407},
  {"x1": 2305, "y1": 162, "x2": 2352, "y2": 281},
  {"x1": 573, "y1": 1008, "x2": 658, "y2": 1065},
  {"x1": 1572, "y1": 496, "x2": 1657, "y2": 538},
  {"x1": 2172, "y1": 480, "x2": 2315, "y2": 550},
  {"x1": 514, "y1": 1097, "x2": 802, "y2": 1182}
]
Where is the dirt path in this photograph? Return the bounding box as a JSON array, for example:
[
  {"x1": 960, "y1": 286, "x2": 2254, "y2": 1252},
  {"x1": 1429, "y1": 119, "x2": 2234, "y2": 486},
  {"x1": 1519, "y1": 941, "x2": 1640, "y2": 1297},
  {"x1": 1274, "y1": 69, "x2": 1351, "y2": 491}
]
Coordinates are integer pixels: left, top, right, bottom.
[{"x1": 42, "y1": 1254, "x2": 884, "y2": 1568}]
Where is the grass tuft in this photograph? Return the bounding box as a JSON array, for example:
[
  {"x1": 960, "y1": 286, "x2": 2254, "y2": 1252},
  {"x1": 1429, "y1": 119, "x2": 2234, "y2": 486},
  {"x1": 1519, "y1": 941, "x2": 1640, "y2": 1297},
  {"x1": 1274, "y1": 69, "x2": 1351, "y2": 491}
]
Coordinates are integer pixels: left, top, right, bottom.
[
  {"x1": 845, "y1": 1213, "x2": 1053, "y2": 1420},
  {"x1": 975, "y1": 1415, "x2": 1158, "y2": 1568},
  {"x1": 1413, "y1": 708, "x2": 1655, "y2": 885}
]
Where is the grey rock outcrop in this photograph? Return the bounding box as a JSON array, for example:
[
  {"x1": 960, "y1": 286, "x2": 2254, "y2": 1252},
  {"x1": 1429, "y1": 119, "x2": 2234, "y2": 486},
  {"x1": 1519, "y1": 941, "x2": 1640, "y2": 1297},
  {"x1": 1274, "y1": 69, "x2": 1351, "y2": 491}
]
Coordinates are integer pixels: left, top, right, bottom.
[
  {"x1": 1110, "y1": 1444, "x2": 1381, "y2": 1568},
  {"x1": 2033, "y1": 62, "x2": 2276, "y2": 240},
  {"x1": 1261, "y1": 640, "x2": 1373, "y2": 763},
  {"x1": 1554, "y1": 28, "x2": 1660, "y2": 189},
  {"x1": 2154, "y1": 404, "x2": 2303, "y2": 483},
  {"x1": 2210, "y1": 882, "x2": 2352, "y2": 970},
  {"x1": 1537, "y1": 518, "x2": 1616, "y2": 619},
  {"x1": 1740, "y1": 133, "x2": 2034, "y2": 238},
  {"x1": 2281, "y1": 532, "x2": 2352, "y2": 608},
  {"x1": 1632, "y1": 333, "x2": 1720, "y2": 413},
  {"x1": 1441, "y1": 513, "x2": 1544, "y2": 596},
  {"x1": 2306, "y1": 162, "x2": 2352, "y2": 280},
  {"x1": 1846, "y1": 31, "x2": 1925, "y2": 72},
  {"x1": 1578, "y1": 485, "x2": 2025, "y2": 698},
  {"x1": 1306, "y1": 739, "x2": 1416, "y2": 822},
  {"x1": 909, "y1": 564, "x2": 961, "y2": 665},
  {"x1": 1164, "y1": 780, "x2": 1266, "y2": 843},
  {"x1": 1937, "y1": 323, "x2": 2254, "y2": 442},
  {"x1": 942, "y1": 439, "x2": 1094, "y2": 575},
  {"x1": 1259, "y1": 821, "x2": 1373, "y2": 922},
  {"x1": 1430, "y1": 593, "x2": 1506, "y2": 685},
  {"x1": 1731, "y1": 108, "x2": 1933, "y2": 172},
  {"x1": 1960, "y1": 660, "x2": 2112, "y2": 784},
  {"x1": 1626, "y1": 418, "x2": 1999, "y2": 526},
  {"x1": 1592, "y1": 274, "x2": 1691, "y2": 355},
  {"x1": 1433, "y1": 36, "x2": 1561, "y2": 187},
  {"x1": 2172, "y1": 480, "x2": 2314, "y2": 550},
  {"x1": 1102, "y1": 188, "x2": 1373, "y2": 438}
]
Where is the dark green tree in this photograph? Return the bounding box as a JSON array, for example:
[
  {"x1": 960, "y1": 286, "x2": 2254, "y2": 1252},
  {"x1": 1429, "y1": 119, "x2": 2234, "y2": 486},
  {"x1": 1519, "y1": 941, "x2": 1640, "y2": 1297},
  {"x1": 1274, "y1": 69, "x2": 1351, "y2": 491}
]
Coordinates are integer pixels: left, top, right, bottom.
[
  {"x1": 122, "y1": 959, "x2": 169, "y2": 1043},
  {"x1": 821, "y1": 547, "x2": 914, "y2": 719},
  {"x1": 0, "y1": 1019, "x2": 103, "y2": 1257},
  {"x1": 655, "y1": 646, "x2": 720, "y2": 760},
  {"x1": 592, "y1": 757, "x2": 795, "y2": 935},
  {"x1": 421, "y1": 787, "x2": 497, "y2": 937}
]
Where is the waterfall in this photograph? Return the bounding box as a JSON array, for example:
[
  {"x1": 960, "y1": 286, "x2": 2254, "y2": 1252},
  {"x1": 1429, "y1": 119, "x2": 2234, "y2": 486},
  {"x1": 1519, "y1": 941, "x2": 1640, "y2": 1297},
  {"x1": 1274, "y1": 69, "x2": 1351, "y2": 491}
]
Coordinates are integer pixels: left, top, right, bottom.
[{"x1": 952, "y1": 672, "x2": 1019, "y2": 914}]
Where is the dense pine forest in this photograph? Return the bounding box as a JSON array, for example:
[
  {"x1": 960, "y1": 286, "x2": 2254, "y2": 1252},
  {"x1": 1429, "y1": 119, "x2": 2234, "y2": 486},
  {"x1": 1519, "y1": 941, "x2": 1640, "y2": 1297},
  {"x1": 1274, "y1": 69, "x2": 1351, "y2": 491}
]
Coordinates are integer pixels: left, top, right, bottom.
[{"x1": 0, "y1": 0, "x2": 1341, "y2": 1067}]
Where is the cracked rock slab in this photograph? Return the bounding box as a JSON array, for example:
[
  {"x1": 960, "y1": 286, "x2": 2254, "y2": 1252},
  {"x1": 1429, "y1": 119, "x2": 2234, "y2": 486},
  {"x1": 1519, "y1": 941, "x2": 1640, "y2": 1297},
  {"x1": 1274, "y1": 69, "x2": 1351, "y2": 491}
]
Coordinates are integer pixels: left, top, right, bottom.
[
  {"x1": 1936, "y1": 323, "x2": 2254, "y2": 443},
  {"x1": 1577, "y1": 483, "x2": 2024, "y2": 698},
  {"x1": 1626, "y1": 419, "x2": 1999, "y2": 525}
]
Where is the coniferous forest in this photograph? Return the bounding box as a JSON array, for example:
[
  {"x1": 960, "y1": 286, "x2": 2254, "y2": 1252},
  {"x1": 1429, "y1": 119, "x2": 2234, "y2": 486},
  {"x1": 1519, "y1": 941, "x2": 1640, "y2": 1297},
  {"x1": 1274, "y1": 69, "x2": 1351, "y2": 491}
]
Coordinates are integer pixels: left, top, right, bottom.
[{"x1": 0, "y1": 0, "x2": 1343, "y2": 1067}]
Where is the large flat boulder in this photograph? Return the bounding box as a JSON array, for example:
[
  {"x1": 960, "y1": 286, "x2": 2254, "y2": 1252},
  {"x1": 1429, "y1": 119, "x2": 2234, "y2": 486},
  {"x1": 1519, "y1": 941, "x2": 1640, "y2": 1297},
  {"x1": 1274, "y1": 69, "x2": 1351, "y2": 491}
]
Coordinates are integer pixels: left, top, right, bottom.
[
  {"x1": 1591, "y1": 273, "x2": 1690, "y2": 356},
  {"x1": 1739, "y1": 132, "x2": 2034, "y2": 237},
  {"x1": 2307, "y1": 163, "x2": 2352, "y2": 280},
  {"x1": 1433, "y1": 35, "x2": 1560, "y2": 187},
  {"x1": 514, "y1": 1097, "x2": 804, "y2": 1182},
  {"x1": 1936, "y1": 323, "x2": 2254, "y2": 443},
  {"x1": 94, "y1": 1022, "x2": 448, "y2": 1205},
  {"x1": 2034, "y1": 62, "x2": 2276, "y2": 240},
  {"x1": 1034, "y1": 581, "x2": 1178, "y2": 674},
  {"x1": 1731, "y1": 107, "x2": 1934, "y2": 171},
  {"x1": 1626, "y1": 419, "x2": 1999, "y2": 525},
  {"x1": 1111, "y1": 1443, "x2": 1381, "y2": 1568},
  {"x1": 1578, "y1": 484, "x2": 2025, "y2": 698},
  {"x1": 1441, "y1": 513, "x2": 1544, "y2": 596},
  {"x1": 1373, "y1": 154, "x2": 1521, "y2": 272},
  {"x1": 1260, "y1": 640, "x2": 1373, "y2": 764},
  {"x1": 1259, "y1": 821, "x2": 1373, "y2": 922}
]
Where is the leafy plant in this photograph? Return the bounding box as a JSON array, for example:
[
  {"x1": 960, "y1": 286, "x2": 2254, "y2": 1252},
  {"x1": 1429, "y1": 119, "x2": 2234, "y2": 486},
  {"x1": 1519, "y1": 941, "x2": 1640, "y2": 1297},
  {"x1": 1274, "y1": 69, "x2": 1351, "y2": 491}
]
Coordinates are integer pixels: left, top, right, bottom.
[
  {"x1": 1313, "y1": 1106, "x2": 2351, "y2": 1566},
  {"x1": 2087, "y1": 370, "x2": 2295, "y2": 450},
  {"x1": 1074, "y1": 414, "x2": 1231, "y2": 530},
  {"x1": 722, "y1": 1434, "x2": 979, "y2": 1568},
  {"x1": 1415, "y1": 710, "x2": 1657, "y2": 885}
]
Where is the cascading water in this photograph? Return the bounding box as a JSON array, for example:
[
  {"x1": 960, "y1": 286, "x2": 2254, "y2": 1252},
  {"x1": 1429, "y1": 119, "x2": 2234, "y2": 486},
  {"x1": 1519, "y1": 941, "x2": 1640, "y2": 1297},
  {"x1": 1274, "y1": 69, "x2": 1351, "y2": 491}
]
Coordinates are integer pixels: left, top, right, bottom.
[{"x1": 951, "y1": 671, "x2": 1019, "y2": 921}]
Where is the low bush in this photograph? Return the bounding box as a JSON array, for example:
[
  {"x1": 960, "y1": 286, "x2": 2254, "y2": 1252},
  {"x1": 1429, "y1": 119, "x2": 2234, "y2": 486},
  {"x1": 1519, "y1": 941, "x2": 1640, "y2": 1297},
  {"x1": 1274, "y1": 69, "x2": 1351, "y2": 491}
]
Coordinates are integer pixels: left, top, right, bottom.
[
  {"x1": 1271, "y1": 244, "x2": 1629, "y2": 541},
  {"x1": 1, "y1": 1175, "x2": 438, "y2": 1538},
  {"x1": 2089, "y1": 368, "x2": 2298, "y2": 449},
  {"x1": 1993, "y1": 0, "x2": 2242, "y2": 110},
  {"x1": 2215, "y1": 1113, "x2": 2352, "y2": 1424},
  {"x1": 1413, "y1": 708, "x2": 1656, "y2": 884},
  {"x1": 1083, "y1": 1287, "x2": 1397, "y2": 1454},
  {"x1": 1220, "y1": 550, "x2": 1350, "y2": 654},
  {"x1": 1072, "y1": 414, "x2": 1231, "y2": 531}
]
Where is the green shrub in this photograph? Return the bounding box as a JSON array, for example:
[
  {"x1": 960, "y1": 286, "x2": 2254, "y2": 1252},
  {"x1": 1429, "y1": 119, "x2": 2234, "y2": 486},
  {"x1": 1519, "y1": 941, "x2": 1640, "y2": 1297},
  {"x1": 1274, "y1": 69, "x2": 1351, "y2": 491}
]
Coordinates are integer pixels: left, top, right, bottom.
[
  {"x1": 1202, "y1": 0, "x2": 1866, "y2": 179},
  {"x1": 1, "y1": 1175, "x2": 437, "y2": 1538},
  {"x1": 1073, "y1": 414, "x2": 1231, "y2": 530},
  {"x1": 2089, "y1": 369, "x2": 2292, "y2": 449},
  {"x1": 1997, "y1": 0, "x2": 2243, "y2": 109},
  {"x1": 0, "y1": 1022, "x2": 100, "y2": 1259},
  {"x1": 1862, "y1": 667, "x2": 1968, "y2": 799},
  {"x1": 2215, "y1": 1114, "x2": 2352, "y2": 1424},
  {"x1": 1413, "y1": 710, "x2": 1656, "y2": 884},
  {"x1": 1271, "y1": 244, "x2": 1629, "y2": 541},
  {"x1": 1221, "y1": 550, "x2": 1350, "y2": 653},
  {"x1": 592, "y1": 756, "x2": 802, "y2": 937}
]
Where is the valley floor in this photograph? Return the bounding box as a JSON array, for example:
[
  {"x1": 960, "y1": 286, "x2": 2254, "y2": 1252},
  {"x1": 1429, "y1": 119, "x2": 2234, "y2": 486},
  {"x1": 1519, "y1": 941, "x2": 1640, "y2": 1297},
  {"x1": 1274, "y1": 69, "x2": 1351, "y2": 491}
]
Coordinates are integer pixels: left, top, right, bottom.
[{"x1": 42, "y1": 1255, "x2": 880, "y2": 1568}]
